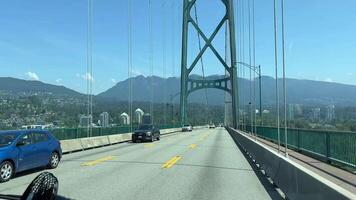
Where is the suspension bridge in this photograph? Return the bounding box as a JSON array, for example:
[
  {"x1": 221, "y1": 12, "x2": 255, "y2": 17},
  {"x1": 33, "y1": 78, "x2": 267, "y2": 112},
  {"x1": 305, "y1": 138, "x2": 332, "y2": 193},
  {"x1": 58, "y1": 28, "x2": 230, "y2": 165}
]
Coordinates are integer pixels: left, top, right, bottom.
[{"x1": 0, "y1": 0, "x2": 355, "y2": 200}]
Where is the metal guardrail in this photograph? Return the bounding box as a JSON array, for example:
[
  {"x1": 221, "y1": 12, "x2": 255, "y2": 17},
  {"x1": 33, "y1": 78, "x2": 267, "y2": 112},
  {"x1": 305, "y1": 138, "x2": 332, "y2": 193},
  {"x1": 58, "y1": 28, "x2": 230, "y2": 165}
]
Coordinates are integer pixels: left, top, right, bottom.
[
  {"x1": 242, "y1": 126, "x2": 356, "y2": 169},
  {"x1": 48, "y1": 124, "x2": 182, "y2": 141}
]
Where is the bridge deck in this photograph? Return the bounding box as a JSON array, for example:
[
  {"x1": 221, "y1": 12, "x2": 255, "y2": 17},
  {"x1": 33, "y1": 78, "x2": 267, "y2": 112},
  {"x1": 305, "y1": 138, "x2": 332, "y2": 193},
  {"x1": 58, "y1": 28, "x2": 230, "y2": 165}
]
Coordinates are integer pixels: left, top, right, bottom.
[{"x1": 0, "y1": 128, "x2": 281, "y2": 200}]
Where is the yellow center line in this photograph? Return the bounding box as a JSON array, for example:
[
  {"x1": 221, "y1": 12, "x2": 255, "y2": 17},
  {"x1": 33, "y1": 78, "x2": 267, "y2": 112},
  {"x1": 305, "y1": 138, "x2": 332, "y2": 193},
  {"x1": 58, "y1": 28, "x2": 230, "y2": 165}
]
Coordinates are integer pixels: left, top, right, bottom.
[
  {"x1": 81, "y1": 156, "x2": 115, "y2": 167},
  {"x1": 144, "y1": 144, "x2": 155, "y2": 148},
  {"x1": 189, "y1": 144, "x2": 197, "y2": 149},
  {"x1": 161, "y1": 156, "x2": 182, "y2": 169}
]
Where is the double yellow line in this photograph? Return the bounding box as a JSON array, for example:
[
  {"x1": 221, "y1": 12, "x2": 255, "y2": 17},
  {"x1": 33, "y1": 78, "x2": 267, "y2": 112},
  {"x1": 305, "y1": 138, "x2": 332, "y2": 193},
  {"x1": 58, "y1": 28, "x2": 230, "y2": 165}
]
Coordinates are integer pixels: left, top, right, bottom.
[{"x1": 161, "y1": 156, "x2": 182, "y2": 169}]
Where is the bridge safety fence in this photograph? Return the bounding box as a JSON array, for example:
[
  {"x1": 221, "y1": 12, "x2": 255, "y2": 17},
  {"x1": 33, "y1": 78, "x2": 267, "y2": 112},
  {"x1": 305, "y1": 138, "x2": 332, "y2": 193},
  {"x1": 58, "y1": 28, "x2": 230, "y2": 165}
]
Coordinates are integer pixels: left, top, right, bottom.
[
  {"x1": 241, "y1": 125, "x2": 356, "y2": 170},
  {"x1": 49, "y1": 124, "x2": 183, "y2": 141}
]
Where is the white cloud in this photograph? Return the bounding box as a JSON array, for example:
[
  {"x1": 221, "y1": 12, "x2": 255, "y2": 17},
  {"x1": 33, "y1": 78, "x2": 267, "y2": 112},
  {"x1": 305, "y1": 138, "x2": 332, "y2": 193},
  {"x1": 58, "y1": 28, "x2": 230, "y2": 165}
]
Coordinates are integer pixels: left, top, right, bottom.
[
  {"x1": 347, "y1": 72, "x2": 353, "y2": 76},
  {"x1": 324, "y1": 78, "x2": 333, "y2": 82},
  {"x1": 26, "y1": 72, "x2": 39, "y2": 81},
  {"x1": 56, "y1": 78, "x2": 63, "y2": 85},
  {"x1": 111, "y1": 78, "x2": 117, "y2": 83},
  {"x1": 132, "y1": 69, "x2": 145, "y2": 76},
  {"x1": 79, "y1": 73, "x2": 94, "y2": 82}
]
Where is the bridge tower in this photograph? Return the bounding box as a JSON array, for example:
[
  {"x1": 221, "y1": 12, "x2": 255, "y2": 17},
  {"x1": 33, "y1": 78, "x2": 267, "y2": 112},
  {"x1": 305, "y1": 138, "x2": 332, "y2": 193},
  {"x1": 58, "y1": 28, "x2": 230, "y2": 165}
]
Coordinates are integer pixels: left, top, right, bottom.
[{"x1": 180, "y1": 0, "x2": 239, "y2": 128}]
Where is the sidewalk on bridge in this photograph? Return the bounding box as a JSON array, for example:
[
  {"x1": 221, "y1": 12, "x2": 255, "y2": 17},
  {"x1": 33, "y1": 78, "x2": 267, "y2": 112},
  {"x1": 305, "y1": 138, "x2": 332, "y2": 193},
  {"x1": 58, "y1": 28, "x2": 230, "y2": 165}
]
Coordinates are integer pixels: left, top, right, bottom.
[{"x1": 242, "y1": 131, "x2": 356, "y2": 195}]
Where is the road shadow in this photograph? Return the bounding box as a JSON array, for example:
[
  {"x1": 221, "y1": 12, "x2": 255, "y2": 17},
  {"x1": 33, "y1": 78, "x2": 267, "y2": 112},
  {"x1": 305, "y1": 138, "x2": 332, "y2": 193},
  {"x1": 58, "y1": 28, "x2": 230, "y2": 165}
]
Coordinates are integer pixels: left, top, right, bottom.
[
  {"x1": 56, "y1": 195, "x2": 74, "y2": 200},
  {"x1": 228, "y1": 131, "x2": 284, "y2": 200},
  {"x1": 11, "y1": 166, "x2": 52, "y2": 180}
]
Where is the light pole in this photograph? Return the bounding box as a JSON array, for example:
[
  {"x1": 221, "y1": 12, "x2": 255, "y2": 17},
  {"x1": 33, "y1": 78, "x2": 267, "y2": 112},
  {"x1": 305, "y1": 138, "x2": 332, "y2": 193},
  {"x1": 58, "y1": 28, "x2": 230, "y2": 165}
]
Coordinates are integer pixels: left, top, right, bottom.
[{"x1": 237, "y1": 62, "x2": 262, "y2": 138}]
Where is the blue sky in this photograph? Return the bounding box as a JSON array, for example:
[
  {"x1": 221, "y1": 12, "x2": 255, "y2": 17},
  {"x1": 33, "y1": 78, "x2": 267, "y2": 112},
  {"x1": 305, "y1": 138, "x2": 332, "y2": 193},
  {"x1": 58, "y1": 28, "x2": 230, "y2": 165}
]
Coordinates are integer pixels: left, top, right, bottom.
[{"x1": 0, "y1": 0, "x2": 355, "y2": 94}]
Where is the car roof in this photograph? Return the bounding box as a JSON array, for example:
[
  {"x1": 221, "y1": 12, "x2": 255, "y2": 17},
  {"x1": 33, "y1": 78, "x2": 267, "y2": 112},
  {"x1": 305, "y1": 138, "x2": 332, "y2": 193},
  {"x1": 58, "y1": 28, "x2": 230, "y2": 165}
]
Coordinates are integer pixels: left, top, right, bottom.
[{"x1": 0, "y1": 129, "x2": 49, "y2": 136}]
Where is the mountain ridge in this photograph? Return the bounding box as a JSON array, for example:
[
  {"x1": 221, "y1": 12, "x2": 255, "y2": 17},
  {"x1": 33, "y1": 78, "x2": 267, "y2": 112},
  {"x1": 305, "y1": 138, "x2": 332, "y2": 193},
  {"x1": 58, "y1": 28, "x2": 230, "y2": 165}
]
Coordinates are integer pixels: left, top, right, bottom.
[{"x1": 1, "y1": 76, "x2": 356, "y2": 106}]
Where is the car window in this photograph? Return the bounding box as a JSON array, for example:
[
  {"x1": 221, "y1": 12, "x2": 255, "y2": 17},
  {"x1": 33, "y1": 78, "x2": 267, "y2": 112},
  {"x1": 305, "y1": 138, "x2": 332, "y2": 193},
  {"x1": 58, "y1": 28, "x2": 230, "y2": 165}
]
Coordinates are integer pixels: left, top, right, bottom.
[
  {"x1": 0, "y1": 134, "x2": 17, "y2": 147},
  {"x1": 33, "y1": 133, "x2": 49, "y2": 143},
  {"x1": 18, "y1": 134, "x2": 33, "y2": 146},
  {"x1": 138, "y1": 125, "x2": 153, "y2": 130}
]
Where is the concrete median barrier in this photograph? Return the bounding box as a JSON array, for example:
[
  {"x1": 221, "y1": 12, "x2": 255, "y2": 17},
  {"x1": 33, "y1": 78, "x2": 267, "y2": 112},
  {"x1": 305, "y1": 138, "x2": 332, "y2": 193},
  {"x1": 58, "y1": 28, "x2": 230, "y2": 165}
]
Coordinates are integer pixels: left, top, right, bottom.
[
  {"x1": 61, "y1": 139, "x2": 84, "y2": 153},
  {"x1": 108, "y1": 134, "x2": 124, "y2": 144},
  {"x1": 61, "y1": 127, "x2": 202, "y2": 154}
]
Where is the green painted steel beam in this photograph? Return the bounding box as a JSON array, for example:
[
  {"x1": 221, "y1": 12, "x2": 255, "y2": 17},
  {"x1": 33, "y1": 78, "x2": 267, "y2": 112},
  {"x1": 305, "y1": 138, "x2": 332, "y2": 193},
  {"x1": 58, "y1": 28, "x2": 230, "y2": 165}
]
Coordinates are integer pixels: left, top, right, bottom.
[{"x1": 180, "y1": 0, "x2": 239, "y2": 128}]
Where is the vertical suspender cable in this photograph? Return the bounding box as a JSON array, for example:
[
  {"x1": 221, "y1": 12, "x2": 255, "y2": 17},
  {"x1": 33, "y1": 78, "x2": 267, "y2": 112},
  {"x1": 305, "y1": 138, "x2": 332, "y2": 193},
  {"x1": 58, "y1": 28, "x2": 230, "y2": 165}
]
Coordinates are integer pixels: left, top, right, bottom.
[
  {"x1": 236, "y1": 0, "x2": 240, "y2": 129},
  {"x1": 235, "y1": 0, "x2": 239, "y2": 128},
  {"x1": 170, "y1": 1, "x2": 176, "y2": 125},
  {"x1": 87, "y1": 0, "x2": 93, "y2": 137},
  {"x1": 162, "y1": 2, "x2": 167, "y2": 126},
  {"x1": 281, "y1": 0, "x2": 288, "y2": 156},
  {"x1": 252, "y1": 0, "x2": 257, "y2": 139},
  {"x1": 90, "y1": 0, "x2": 93, "y2": 138},
  {"x1": 149, "y1": 0, "x2": 154, "y2": 124},
  {"x1": 241, "y1": 0, "x2": 245, "y2": 131},
  {"x1": 128, "y1": 0, "x2": 133, "y2": 132},
  {"x1": 238, "y1": 0, "x2": 243, "y2": 130},
  {"x1": 248, "y1": 0, "x2": 253, "y2": 134},
  {"x1": 193, "y1": 4, "x2": 209, "y2": 125},
  {"x1": 273, "y1": 0, "x2": 281, "y2": 153}
]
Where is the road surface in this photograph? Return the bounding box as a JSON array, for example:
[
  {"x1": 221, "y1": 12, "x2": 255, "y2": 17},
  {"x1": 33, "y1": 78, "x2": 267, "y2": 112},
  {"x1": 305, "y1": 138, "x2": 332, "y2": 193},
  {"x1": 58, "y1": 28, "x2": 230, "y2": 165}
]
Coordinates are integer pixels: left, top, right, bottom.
[{"x1": 0, "y1": 128, "x2": 281, "y2": 200}]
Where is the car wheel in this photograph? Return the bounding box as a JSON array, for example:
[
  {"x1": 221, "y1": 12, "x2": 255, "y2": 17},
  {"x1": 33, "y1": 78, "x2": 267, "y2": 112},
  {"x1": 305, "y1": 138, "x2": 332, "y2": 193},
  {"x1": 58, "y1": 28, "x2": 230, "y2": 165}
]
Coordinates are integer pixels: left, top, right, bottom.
[
  {"x1": 157, "y1": 136, "x2": 160, "y2": 141},
  {"x1": 49, "y1": 152, "x2": 60, "y2": 169},
  {"x1": 0, "y1": 161, "x2": 13, "y2": 183},
  {"x1": 22, "y1": 172, "x2": 58, "y2": 200}
]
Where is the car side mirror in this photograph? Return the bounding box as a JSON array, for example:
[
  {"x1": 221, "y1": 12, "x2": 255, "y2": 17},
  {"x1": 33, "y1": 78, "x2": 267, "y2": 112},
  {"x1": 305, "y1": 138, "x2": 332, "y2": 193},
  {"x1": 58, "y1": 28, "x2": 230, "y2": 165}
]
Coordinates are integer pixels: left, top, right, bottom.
[{"x1": 16, "y1": 141, "x2": 26, "y2": 147}]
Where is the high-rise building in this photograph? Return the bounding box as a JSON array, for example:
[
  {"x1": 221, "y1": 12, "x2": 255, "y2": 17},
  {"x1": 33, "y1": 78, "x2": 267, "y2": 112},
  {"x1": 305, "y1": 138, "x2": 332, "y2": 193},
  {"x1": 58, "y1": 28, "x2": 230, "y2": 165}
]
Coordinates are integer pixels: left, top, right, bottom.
[
  {"x1": 79, "y1": 115, "x2": 92, "y2": 127},
  {"x1": 311, "y1": 108, "x2": 321, "y2": 122},
  {"x1": 326, "y1": 105, "x2": 335, "y2": 122},
  {"x1": 99, "y1": 112, "x2": 109, "y2": 127},
  {"x1": 135, "y1": 108, "x2": 144, "y2": 124},
  {"x1": 120, "y1": 112, "x2": 130, "y2": 125}
]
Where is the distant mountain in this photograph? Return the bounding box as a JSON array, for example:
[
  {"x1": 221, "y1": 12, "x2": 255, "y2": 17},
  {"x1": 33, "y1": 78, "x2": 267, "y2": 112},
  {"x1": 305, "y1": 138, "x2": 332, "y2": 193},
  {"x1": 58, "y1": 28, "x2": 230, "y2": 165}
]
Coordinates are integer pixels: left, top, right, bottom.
[
  {"x1": 0, "y1": 77, "x2": 82, "y2": 97},
  {"x1": 2, "y1": 76, "x2": 356, "y2": 106},
  {"x1": 98, "y1": 75, "x2": 356, "y2": 106}
]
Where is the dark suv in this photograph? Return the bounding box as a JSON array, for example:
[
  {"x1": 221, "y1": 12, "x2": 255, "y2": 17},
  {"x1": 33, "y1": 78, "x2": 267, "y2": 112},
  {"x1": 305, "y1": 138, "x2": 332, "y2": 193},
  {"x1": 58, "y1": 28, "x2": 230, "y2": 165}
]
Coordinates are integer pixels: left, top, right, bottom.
[{"x1": 132, "y1": 124, "x2": 160, "y2": 143}]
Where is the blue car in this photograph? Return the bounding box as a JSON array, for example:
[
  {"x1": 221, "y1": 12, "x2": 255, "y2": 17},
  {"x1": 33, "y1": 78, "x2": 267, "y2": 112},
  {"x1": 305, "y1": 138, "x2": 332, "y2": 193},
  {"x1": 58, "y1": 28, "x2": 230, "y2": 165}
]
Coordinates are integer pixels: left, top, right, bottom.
[{"x1": 0, "y1": 130, "x2": 62, "y2": 182}]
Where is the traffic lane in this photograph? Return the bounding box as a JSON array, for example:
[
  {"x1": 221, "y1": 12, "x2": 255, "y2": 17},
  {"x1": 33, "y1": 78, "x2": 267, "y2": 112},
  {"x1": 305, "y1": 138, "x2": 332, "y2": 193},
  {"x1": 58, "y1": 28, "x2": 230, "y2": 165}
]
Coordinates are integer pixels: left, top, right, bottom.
[
  {"x1": 0, "y1": 128, "x2": 205, "y2": 197},
  {"x1": 55, "y1": 128, "x2": 208, "y2": 199},
  {"x1": 127, "y1": 128, "x2": 281, "y2": 200},
  {"x1": 0, "y1": 128, "x2": 279, "y2": 200}
]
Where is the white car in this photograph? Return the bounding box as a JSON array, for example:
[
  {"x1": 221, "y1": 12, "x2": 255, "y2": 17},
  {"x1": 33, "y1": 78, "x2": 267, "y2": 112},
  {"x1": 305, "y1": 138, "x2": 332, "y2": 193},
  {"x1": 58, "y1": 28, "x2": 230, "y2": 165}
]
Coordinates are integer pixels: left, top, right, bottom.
[
  {"x1": 182, "y1": 124, "x2": 193, "y2": 132},
  {"x1": 209, "y1": 124, "x2": 216, "y2": 129}
]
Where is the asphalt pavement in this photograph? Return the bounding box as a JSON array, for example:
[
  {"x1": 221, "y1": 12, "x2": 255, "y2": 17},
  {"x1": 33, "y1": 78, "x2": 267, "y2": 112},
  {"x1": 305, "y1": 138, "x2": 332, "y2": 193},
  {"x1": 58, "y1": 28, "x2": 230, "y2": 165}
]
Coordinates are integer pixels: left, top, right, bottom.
[{"x1": 0, "y1": 128, "x2": 282, "y2": 200}]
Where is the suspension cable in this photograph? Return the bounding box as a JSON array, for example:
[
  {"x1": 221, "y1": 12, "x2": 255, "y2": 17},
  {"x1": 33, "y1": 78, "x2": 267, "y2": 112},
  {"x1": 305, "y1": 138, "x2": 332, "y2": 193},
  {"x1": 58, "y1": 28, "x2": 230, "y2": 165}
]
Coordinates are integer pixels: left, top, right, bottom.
[
  {"x1": 281, "y1": 0, "x2": 288, "y2": 156},
  {"x1": 87, "y1": 0, "x2": 93, "y2": 137},
  {"x1": 170, "y1": 0, "x2": 176, "y2": 125},
  {"x1": 149, "y1": 0, "x2": 154, "y2": 124},
  {"x1": 193, "y1": 3, "x2": 209, "y2": 124},
  {"x1": 273, "y1": 0, "x2": 281, "y2": 153},
  {"x1": 252, "y1": 0, "x2": 257, "y2": 137},
  {"x1": 128, "y1": 0, "x2": 133, "y2": 132},
  {"x1": 241, "y1": 0, "x2": 246, "y2": 131},
  {"x1": 248, "y1": 0, "x2": 253, "y2": 134},
  {"x1": 162, "y1": 1, "x2": 167, "y2": 126}
]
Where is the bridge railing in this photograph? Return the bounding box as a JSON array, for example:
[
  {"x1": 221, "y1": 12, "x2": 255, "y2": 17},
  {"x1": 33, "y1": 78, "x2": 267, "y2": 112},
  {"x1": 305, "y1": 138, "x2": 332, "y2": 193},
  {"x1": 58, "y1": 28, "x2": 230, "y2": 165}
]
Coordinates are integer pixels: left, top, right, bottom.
[
  {"x1": 49, "y1": 124, "x2": 182, "y2": 141},
  {"x1": 242, "y1": 125, "x2": 356, "y2": 170}
]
